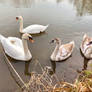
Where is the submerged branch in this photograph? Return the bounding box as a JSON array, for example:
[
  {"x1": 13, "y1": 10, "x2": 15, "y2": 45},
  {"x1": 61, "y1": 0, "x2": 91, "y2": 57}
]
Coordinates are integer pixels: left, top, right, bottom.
[{"x1": 1, "y1": 44, "x2": 29, "y2": 91}]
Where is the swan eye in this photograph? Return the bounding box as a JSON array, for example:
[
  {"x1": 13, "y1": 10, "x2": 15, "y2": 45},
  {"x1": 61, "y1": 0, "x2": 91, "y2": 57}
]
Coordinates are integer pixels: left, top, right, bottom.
[
  {"x1": 16, "y1": 17, "x2": 19, "y2": 20},
  {"x1": 29, "y1": 36, "x2": 33, "y2": 40},
  {"x1": 50, "y1": 40, "x2": 54, "y2": 44},
  {"x1": 87, "y1": 41, "x2": 92, "y2": 45}
]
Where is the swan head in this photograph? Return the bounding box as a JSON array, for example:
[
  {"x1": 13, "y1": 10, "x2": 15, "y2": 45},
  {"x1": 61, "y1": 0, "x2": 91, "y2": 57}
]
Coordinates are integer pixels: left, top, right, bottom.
[
  {"x1": 50, "y1": 38, "x2": 61, "y2": 44},
  {"x1": 87, "y1": 41, "x2": 92, "y2": 46},
  {"x1": 22, "y1": 33, "x2": 34, "y2": 43},
  {"x1": 16, "y1": 16, "x2": 23, "y2": 21}
]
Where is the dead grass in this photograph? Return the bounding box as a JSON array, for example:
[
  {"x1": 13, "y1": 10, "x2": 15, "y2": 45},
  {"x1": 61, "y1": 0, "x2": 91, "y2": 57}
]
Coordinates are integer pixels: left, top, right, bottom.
[{"x1": 18, "y1": 63, "x2": 92, "y2": 92}]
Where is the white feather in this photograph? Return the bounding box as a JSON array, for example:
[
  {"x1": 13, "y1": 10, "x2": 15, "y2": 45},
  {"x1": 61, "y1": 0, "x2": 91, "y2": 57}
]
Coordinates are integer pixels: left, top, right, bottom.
[
  {"x1": 0, "y1": 34, "x2": 32, "y2": 61},
  {"x1": 80, "y1": 34, "x2": 92, "y2": 59},
  {"x1": 23, "y1": 24, "x2": 49, "y2": 34}
]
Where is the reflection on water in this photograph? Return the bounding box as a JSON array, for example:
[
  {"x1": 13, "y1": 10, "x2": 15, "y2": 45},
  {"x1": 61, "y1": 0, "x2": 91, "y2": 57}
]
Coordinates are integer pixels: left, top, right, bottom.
[
  {"x1": 0, "y1": 0, "x2": 92, "y2": 16},
  {"x1": 0, "y1": 0, "x2": 63, "y2": 8},
  {"x1": 87, "y1": 60, "x2": 92, "y2": 71},
  {"x1": 50, "y1": 60, "x2": 56, "y2": 73},
  {"x1": 5, "y1": 60, "x2": 22, "y2": 90},
  {"x1": 0, "y1": 0, "x2": 34, "y2": 8},
  {"x1": 74, "y1": 0, "x2": 92, "y2": 16},
  {"x1": 79, "y1": 49, "x2": 89, "y2": 71},
  {"x1": 24, "y1": 61, "x2": 31, "y2": 76},
  {"x1": 5, "y1": 53, "x2": 32, "y2": 76},
  {"x1": 82, "y1": 57, "x2": 89, "y2": 70}
]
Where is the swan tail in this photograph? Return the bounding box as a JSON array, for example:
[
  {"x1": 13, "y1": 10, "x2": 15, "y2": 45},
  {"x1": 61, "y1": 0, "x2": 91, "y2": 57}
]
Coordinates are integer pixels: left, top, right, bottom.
[
  {"x1": 46, "y1": 24, "x2": 49, "y2": 28},
  {"x1": 0, "y1": 34, "x2": 5, "y2": 42},
  {"x1": 70, "y1": 41, "x2": 75, "y2": 48},
  {"x1": 83, "y1": 33, "x2": 87, "y2": 40},
  {"x1": 41, "y1": 24, "x2": 49, "y2": 32}
]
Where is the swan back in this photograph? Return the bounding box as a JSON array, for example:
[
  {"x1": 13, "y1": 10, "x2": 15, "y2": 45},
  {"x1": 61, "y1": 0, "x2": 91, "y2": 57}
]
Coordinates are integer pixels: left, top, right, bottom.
[
  {"x1": 81, "y1": 34, "x2": 92, "y2": 59},
  {"x1": 2, "y1": 37, "x2": 24, "y2": 59},
  {"x1": 23, "y1": 24, "x2": 49, "y2": 34},
  {"x1": 57, "y1": 41, "x2": 75, "y2": 61},
  {"x1": 81, "y1": 34, "x2": 92, "y2": 52}
]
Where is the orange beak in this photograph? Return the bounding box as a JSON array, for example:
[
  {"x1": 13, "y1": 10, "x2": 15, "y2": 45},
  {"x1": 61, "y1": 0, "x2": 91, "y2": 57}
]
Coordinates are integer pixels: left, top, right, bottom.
[{"x1": 29, "y1": 39, "x2": 34, "y2": 43}]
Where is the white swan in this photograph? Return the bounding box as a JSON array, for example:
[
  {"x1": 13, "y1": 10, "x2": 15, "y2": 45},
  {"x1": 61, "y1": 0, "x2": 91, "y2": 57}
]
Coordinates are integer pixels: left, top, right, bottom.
[
  {"x1": 16, "y1": 16, "x2": 49, "y2": 34},
  {"x1": 50, "y1": 38, "x2": 75, "y2": 61},
  {"x1": 80, "y1": 34, "x2": 92, "y2": 59},
  {"x1": 0, "y1": 33, "x2": 34, "y2": 61}
]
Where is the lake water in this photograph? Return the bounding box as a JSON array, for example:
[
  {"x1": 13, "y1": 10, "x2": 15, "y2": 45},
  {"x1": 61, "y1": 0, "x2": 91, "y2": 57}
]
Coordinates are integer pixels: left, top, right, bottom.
[{"x1": 0, "y1": 0, "x2": 92, "y2": 92}]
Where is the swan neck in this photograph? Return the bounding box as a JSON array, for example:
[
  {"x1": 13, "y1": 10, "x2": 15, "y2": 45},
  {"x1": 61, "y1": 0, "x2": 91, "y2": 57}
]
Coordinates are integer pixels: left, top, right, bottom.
[
  {"x1": 22, "y1": 39, "x2": 29, "y2": 56},
  {"x1": 52, "y1": 43, "x2": 60, "y2": 58},
  {"x1": 20, "y1": 19, "x2": 23, "y2": 33},
  {"x1": 58, "y1": 39, "x2": 61, "y2": 46}
]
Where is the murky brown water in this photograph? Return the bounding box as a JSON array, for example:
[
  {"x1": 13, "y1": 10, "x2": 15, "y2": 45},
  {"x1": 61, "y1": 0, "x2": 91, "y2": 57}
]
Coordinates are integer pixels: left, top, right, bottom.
[{"x1": 0, "y1": 0, "x2": 92, "y2": 91}]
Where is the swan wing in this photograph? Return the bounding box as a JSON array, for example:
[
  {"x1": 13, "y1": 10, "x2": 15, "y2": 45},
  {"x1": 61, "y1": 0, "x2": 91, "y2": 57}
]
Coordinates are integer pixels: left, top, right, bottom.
[
  {"x1": 81, "y1": 34, "x2": 92, "y2": 53},
  {"x1": 23, "y1": 24, "x2": 49, "y2": 34},
  {"x1": 8, "y1": 37, "x2": 23, "y2": 48},
  {"x1": 60, "y1": 41, "x2": 74, "y2": 55},
  {"x1": 56, "y1": 41, "x2": 75, "y2": 60},
  {"x1": 1, "y1": 38, "x2": 24, "y2": 60}
]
